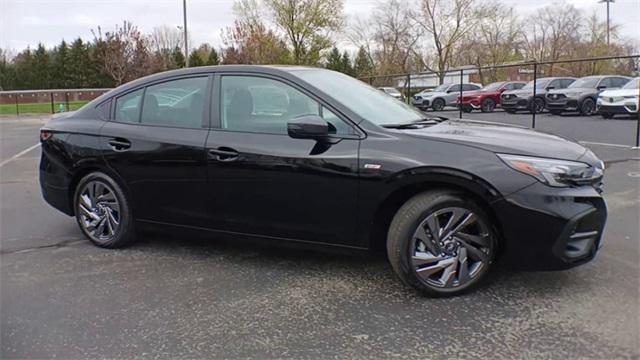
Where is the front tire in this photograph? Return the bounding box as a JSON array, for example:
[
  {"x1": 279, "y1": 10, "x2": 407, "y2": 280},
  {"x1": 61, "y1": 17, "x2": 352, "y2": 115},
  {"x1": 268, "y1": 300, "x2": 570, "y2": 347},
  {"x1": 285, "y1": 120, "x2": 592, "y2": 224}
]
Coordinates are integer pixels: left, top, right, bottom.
[
  {"x1": 74, "y1": 172, "x2": 136, "y2": 248},
  {"x1": 580, "y1": 98, "x2": 596, "y2": 116},
  {"x1": 387, "y1": 190, "x2": 496, "y2": 297},
  {"x1": 480, "y1": 98, "x2": 496, "y2": 112},
  {"x1": 532, "y1": 97, "x2": 545, "y2": 114},
  {"x1": 431, "y1": 98, "x2": 445, "y2": 111}
]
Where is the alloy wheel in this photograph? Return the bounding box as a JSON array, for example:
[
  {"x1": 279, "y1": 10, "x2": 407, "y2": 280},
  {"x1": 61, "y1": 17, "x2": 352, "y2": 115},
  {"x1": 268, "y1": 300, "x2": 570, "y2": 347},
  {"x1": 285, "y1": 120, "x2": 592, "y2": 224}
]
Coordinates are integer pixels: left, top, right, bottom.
[
  {"x1": 77, "y1": 180, "x2": 121, "y2": 243},
  {"x1": 410, "y1": 207, "x2": 492, "y2": 289}
]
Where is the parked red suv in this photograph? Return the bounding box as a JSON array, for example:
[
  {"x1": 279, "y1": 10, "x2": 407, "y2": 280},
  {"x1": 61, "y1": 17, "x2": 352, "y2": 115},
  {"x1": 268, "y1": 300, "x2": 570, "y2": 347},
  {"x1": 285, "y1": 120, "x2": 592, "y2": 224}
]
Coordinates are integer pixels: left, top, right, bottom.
[{"x1": 458, "y1": 81, "x2": 527, "y2": 113}]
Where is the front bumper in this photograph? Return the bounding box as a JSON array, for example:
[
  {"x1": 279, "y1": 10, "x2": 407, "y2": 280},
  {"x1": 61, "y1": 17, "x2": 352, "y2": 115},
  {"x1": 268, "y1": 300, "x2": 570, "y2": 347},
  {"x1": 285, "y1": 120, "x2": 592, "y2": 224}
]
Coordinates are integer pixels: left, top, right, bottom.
[
  {"x1": 597, "y1": 100, "x2": 638, "y2": 115},
  {"x1": 501, "y1": 96, "x2": 530, "y2": 110},
  {"x1": 546, "y1": 97, "x2": 579, "y2": 111},
  {"x1": 492, "y1": 182, "x2": 606, "y2": 270},
  {"x1": 412, "y1": 97, "x2": 431, "y2": 109}
]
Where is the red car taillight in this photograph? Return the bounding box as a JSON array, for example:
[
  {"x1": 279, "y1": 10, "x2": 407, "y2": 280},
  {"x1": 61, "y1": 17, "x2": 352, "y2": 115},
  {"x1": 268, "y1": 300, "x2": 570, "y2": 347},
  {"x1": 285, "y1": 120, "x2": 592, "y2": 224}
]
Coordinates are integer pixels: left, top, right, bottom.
[{"x1": 40, "y1": 130, "x2": 53, "y2": 142}]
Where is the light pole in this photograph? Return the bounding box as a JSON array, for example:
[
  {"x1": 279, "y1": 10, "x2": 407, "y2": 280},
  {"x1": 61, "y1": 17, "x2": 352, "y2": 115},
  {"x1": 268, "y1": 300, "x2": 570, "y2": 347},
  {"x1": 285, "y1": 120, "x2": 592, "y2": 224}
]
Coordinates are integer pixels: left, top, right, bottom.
[
  {"x1": 599, "y1": 0, "x2": 615, "y2": 47},
  {"x1": 183, "y1": 0, "x2": 189, "y2": 67}
]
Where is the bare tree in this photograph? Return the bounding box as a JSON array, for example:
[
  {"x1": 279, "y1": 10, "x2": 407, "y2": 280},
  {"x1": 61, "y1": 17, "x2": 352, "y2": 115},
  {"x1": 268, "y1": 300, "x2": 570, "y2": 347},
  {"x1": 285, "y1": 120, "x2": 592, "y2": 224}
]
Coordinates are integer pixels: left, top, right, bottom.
[
  {"x1": 521, "y1": 3, "x2": 582, "y2": 75},
  {"x1": 414, "y1": 0, "x2": 486, "y2": 84},
  {"x1": 149, "y1": 25, "x2": 183, "y2": 69},
  {"x1": 92, "y1": 21, "x2": 152, "y2": 85}
]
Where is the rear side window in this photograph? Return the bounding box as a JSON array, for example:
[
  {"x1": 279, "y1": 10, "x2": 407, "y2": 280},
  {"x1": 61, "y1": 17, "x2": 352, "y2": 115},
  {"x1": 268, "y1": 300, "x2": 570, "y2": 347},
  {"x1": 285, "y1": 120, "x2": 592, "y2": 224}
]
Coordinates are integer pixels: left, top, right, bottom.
[
  {"x1": 449, "y1": 84, "x2": 461, "y2": 92},
  {"x1": 141, "y1": 77, "x2": 208, "y2": 128},
  {"x1": 115, "y1": 89, "x2": 143, "y2": 123},
  {"x1": 511, "y1": 83, "x2": 526, "y2": 90}
]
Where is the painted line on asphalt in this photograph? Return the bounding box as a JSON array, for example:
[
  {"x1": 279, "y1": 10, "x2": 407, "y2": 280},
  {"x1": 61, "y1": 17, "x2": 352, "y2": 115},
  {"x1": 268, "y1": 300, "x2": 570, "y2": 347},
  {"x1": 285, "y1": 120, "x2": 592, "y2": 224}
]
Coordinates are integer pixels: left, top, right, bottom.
[
  {"x1": 579, "y1": 141, "x2": 634, "y2": 149},
  {"x1": 0, "y1": 143, "x2": 40, "y2": 168}
]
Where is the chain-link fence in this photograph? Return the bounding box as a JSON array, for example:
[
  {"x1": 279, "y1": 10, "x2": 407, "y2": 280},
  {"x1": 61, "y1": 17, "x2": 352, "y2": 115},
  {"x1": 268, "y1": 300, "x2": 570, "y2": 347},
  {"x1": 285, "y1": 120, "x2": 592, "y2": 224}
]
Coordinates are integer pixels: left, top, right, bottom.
[
  {"x1": 0, "y1": 89, "x2": 112, "y2": 116},
  {"x1": 361, "y1": 55, "x2": 640, "y2": 147}
]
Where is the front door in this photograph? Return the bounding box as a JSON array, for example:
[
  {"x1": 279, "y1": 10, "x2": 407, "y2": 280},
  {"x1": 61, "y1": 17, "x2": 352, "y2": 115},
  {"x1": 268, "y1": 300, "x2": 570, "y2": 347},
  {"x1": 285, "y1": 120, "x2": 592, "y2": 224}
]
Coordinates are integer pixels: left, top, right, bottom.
[
  {"x1": 101, "y1": 75, "x2": 211, "y2": 227},
  {"x1": 205, "y1": 74, "x2": 361, "y2": 247}
]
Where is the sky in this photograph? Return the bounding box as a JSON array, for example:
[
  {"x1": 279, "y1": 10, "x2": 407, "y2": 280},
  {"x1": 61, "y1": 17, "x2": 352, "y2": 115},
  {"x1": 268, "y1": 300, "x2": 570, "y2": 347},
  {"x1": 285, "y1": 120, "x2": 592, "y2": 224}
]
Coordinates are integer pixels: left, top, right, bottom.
[{"x1": 1, "y1": 0, "x2": 639, "y2": 54}]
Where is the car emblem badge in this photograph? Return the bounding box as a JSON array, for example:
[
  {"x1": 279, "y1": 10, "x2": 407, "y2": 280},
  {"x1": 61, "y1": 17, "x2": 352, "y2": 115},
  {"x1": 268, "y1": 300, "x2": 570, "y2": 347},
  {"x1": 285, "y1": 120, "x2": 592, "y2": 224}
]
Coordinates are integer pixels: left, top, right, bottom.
[
  {"x1": 609, "y1": 97, "x2": 613, "y2": 102},
  {"x1": 364, "y1": 163, "x2": 382, "y2": 170}
]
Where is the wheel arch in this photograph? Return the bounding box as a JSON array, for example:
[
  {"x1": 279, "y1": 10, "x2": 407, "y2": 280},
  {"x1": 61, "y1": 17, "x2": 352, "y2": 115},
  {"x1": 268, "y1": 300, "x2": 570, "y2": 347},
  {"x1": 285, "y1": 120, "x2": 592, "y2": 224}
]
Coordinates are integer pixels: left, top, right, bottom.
[
  {"x1": 67, "y1": 162, "x2": 131, "y2": 216},
  {"x1": 368, "y1": 168, "x2": 505, "y2": 254}
]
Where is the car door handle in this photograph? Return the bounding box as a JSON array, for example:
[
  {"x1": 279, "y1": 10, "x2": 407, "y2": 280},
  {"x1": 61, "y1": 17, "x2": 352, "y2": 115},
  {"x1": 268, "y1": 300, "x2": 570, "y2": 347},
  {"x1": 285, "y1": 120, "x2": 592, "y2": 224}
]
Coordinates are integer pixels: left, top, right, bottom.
[
  {"x1": 108, "y1": 138, "x2": 131, "y2": 152},
  {"x1": 208, "y1": 147, "x2": 239, "y2": 161}
]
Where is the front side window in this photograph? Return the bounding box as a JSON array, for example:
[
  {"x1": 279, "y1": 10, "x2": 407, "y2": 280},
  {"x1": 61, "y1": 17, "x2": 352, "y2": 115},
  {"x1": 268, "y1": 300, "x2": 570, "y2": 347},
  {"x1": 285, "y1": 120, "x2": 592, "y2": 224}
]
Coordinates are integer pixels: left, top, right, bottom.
[
  {"x1": 622, "y1": 78, "x2": 639, "y2": 89},
  {"x1": 115, "y1": 89, "x2": 143, "y2": 123},
  {"x1": 220, "y1": 76, "x2": 352, "y2": 135},
  {"x1": 612, "y1": 77, "x2": 630, "y2": 88},
  {"x1": 449, "y1": 84, "x2": 462, "y2": 92},
  {"x1": 141, "y1": 77, "x2": 208, "y2": 128}
]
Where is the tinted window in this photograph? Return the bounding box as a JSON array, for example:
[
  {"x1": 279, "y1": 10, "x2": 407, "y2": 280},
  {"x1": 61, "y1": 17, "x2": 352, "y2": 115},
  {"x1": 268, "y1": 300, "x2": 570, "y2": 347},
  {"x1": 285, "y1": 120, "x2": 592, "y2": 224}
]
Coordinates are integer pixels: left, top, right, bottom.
[
  {"x1": 512, "y1": 83, "x2": 526, "y2": 90},
  {"x1": 612, "y1": 77, "x2": 630, "y2": 88},
  {"x1": 96, "y1": 100, "x2": 111, "y2": 120},
  {"x1": 220, "y1": 76, "x2": 352, "y2": 135},
  {"x1": 115, "y1": 89, "x2": 143, "y2": 123},
  {"x1": 462, "y1": 84, "x2": 479, "y2": 91},
  {"x1": 560, "y1": 79, "x2": 575, "y2": 88},
  {"x1": 569, "y1": 77, "x2": 600, "y2": 89},
  {"x1": 547, "y1": 79, "x2": 561, "y2": 89},
  {"x1": 141, "y1": 77, "x2": 208, "y2": 128},
  {"x1": 449, "y1": 84, "x2": 461, "y2": 92}
]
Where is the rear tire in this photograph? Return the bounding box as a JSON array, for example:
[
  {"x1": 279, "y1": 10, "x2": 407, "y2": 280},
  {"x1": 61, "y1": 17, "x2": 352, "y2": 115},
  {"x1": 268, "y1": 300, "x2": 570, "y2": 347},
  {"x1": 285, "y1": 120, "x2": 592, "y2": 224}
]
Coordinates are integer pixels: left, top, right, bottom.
[
  {"x1": 461, "y1": 104, "x2": 473, "y2": 113},
  {"x1": 387, "y1": 190, "x2": 497, "y2": 297},
  {"x1": 74, "y1": 172, "x2": 136, "y2": 248}
]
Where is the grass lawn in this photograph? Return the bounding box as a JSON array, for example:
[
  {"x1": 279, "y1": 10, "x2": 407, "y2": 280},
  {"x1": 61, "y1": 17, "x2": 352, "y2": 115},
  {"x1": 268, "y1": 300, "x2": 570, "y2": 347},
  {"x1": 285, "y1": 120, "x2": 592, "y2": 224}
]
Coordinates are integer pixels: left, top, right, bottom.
[{"x1": 0, "y1": 101, "x2": 89, "y2": 116}]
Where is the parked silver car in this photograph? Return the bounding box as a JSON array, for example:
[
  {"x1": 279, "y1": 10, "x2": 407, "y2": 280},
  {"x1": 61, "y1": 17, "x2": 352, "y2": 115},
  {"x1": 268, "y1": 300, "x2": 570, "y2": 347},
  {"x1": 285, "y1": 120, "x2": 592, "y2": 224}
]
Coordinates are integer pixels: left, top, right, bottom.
[
  {"x1": 501, "y1": 77, "x2": 576, "y2": 114},
  {"x1": 412, "y1": 83, "x2": 482, "y2": 111}
]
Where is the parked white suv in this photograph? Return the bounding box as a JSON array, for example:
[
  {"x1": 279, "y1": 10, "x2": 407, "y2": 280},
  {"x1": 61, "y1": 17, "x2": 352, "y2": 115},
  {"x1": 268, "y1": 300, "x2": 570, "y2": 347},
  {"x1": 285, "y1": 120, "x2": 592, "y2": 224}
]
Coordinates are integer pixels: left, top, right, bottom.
[
  {"x1": 412, "y1": 83, "x2": 482, "y2": 111},
  {"x1": 597, "y1": 77, "x2": 639, "y2": 119}
]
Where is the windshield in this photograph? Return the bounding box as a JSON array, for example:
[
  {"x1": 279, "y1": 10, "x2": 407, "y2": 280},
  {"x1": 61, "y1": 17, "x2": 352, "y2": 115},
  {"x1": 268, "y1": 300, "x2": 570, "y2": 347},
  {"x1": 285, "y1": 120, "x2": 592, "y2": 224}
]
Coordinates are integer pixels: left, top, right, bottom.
[
  {"x1": 622, "y1": 78, "x2": 639, "y2": 89},
  {"x1": 522, "y1": 79, "x2": 549, "y2": 90},
  {"x1": 569, "y1": 77, "x2": 600, "y2": 89},
  {"x1": 292, "y1": 69, "x2": 425, "y2": 125},
  {"x1": 482, "y1": 82, "x2": 505, "y2": 91}
]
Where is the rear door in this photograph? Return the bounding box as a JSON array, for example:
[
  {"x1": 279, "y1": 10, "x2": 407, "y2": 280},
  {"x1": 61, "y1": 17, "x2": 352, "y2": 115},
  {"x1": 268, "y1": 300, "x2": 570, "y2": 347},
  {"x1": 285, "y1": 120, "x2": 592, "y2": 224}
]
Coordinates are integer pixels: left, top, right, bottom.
[
  {"x1": 204, "y1": 73, "x2": 362, "y2": 247},
  {"x1": 101, "y1": 75, "x2": 212, "y2": 227}
]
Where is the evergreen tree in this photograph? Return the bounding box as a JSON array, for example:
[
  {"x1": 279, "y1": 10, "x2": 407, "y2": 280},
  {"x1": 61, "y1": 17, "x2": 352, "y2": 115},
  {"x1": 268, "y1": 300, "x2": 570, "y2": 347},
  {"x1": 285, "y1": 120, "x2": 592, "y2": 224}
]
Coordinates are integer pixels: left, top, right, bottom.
[
  {"x1": 14, "y1": 47, "x2": 35, "y2": 89},
  {"x1": 340, "y1": 51, "x2": 353, "y2": 76},
  {"x1": 188, "y1": 50, "x2": 204, "y2": 67},
  {"x1": 207, "y1": 48, "x2": 220, "y2": 65},
  {"x1": 353, "y1": 46, "x2": 374, "y2": 78},
  {"x1": 171, "y1": 47, "x2": 186, "y2": 68},
  {"x1": 32, "y1": 43, "x2": 51, "y2": 89},
  {"x1": 325, "y1": 47, "x2": 342, "y2": 72},
  {"x1": 52, "y1": 40, "x2": 71, "y2": 88}
]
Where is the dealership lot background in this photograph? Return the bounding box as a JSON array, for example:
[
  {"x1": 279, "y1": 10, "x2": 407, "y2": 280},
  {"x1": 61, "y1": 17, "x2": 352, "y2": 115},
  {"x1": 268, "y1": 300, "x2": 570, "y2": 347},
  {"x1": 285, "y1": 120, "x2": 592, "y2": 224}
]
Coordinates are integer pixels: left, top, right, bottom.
[{"x1": 1, "y1": 114, "x2": 638, "y2": 359}]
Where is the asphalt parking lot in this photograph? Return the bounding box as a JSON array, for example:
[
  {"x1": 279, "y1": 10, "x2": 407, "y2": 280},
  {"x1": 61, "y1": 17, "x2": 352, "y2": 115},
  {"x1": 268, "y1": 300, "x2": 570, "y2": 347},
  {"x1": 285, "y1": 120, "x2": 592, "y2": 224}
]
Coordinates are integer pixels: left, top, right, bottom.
[{"x1": 1, "y1": 115, "x2": 639, "y2": 359}]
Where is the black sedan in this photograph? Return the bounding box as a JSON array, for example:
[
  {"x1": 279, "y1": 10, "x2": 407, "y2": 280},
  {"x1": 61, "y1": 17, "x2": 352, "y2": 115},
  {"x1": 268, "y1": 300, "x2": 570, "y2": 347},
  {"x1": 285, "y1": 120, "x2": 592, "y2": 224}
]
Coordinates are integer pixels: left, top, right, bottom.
[{"x1": 39, "y1": 65, "x2": 607, "y2": 296}]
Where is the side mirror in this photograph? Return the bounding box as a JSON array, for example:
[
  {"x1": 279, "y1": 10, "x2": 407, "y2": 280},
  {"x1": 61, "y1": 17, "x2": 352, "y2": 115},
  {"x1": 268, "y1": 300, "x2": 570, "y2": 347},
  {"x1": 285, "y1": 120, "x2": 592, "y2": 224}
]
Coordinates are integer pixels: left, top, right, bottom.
[
  {"x1": 597, "y1": 85, "x2": 607, "y2": 90},
  {"x1": 288, "y1": 115, "x2": 329, "y2": 140},
  {"x1": 546, "y1": 86, "x2": 555, "y2": 90}
]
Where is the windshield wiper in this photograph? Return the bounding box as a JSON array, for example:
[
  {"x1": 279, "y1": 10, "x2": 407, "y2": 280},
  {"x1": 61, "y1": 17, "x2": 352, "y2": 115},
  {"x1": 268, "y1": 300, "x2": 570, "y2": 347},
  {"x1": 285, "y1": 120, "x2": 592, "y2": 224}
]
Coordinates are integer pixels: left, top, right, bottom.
[{"x1": 381, "y1": 116, "x2": 448, "y2": 129}]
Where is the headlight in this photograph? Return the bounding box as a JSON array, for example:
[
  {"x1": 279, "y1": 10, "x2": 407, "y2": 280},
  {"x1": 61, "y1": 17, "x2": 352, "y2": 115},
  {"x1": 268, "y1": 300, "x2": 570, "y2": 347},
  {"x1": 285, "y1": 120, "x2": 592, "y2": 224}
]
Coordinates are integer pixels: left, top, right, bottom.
[{"x1": 497, "y1": 154, "x2": 603, "y2": 187}]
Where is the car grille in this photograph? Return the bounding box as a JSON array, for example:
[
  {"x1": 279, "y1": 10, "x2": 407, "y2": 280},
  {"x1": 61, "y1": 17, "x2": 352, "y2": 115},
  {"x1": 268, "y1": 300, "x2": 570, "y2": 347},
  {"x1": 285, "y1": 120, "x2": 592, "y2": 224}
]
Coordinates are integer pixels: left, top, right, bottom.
[{"x1": 547, "y1": 93, "x2": 566, "y2": 100}]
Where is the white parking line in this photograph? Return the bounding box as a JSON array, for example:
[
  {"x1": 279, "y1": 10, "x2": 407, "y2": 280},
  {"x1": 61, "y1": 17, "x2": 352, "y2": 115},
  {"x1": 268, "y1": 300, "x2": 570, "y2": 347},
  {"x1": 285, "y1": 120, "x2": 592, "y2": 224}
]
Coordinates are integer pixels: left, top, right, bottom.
[
  {"x1": 579, "y1": 141, "x2": 634, "y2": 149},
  {"x1": 0, "y1": 143, "x2": 41, "y2": 168}
]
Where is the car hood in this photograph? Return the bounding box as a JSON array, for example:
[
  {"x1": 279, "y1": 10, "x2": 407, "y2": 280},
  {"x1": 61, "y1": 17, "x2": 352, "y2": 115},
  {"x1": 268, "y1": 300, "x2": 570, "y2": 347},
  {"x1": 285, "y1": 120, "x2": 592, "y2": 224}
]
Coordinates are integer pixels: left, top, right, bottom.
[
  {"x1": 502, "y1": 89, "x2": 536, "y2": 97},
  {"x1": 417, "y1": 91, "x2": 447, "y2": 98},
  {"x1": 548, "y1": 87, "x2": 592, "y2": 96},
  {"x1": 599, "y1": 88, "x2": 638, "y2": 97},
  {"x1": 404, "y1": 119, "x2": 588, "y2": 160}
]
